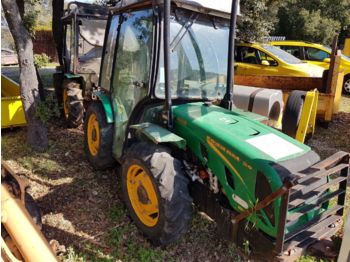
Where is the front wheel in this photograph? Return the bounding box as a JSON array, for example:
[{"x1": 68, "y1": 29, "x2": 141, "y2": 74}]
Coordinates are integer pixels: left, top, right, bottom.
[
  {"x1": 84, "y1": 102, "x2": 115, "y2": 170},
  {"x1": 122, "y1": 142, "x2": 192, "y2": 246}
]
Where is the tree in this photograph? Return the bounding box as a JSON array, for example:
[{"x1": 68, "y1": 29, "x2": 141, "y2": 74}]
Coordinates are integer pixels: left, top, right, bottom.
[
  {"x1": 2, "y1": 0, "x2": 48, "y2": 151},
  {"x1": 237, "y1": 0, "x2": 280, "y2": 41},
  {"x1": 275, "y1": 0, "x2": 349, "y2": 45},
  {"x1": 52, "y1": 0, "x2": 64, "y2": 66}
]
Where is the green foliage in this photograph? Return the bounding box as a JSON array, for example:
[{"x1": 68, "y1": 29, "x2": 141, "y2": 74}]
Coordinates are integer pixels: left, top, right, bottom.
[
  {"x1": 35, "y1": 93, "x2": 61, "y2": 124},
  {"x1": 108, "y1": 206, "x2": 126, "y2": 222},
  {"x1": 275, "y1": 0, "x2": 350, "y2": 45},
  {"x1": 34, "y1": 53, "x2": 50, "y2": 68},
  {"x1": 62, "y1": 247, "x2": 86, "y2": 262},
  {"x1": 237, "y1": 0, "x2": 279, "y2": 41},
  {"x1": 23, "y1": 9, "x2": 39, "y2": 36}
]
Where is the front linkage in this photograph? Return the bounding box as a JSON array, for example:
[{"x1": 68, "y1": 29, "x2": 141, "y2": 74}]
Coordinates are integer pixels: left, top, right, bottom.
[{"x1": 192, "y1": 151, "x2": 349, "y2": 261}]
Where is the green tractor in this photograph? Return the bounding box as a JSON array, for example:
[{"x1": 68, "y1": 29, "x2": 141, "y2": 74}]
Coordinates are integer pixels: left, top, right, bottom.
[
  {"x1": 54, "y1": 2, "x2": 108, "y2": 127},
  {"x1": 83, "y1": 0, "x2": 349, "y2": 260}
]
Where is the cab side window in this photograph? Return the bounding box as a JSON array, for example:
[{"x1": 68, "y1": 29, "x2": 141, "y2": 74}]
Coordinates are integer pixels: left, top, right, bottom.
[
  {"x1": 100, "y1": 15, "x2": 120, "y2": 90},
  {"x1": 236, "y1": 46, "x2": 277, "y2": 66},
  {"x1": 279, "y1": 46, "x2": 302, "y2": 59},
  {"x1": 241, "y1": 47, "x2": 260, "y2": 64},
  {"x1": 257, "y1": 50, "x2": 278, "y2": 66},
  {"x1": 112, "y1": 9, "x2": 153, "y2": 117},
  {"x1": 305, "y1": 47, "x2": 329, "y2": 61}
]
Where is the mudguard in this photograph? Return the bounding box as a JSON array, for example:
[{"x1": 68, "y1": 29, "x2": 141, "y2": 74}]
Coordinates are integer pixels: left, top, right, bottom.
[
  {"x1": 130, "y1": 122, "x2": 186, "y2": 150},
  {"x1": 93, "y1": 91, "x2": 114, "y2": 123}
]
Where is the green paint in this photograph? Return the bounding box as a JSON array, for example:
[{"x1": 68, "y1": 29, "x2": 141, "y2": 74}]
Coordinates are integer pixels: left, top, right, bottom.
[
  {"x1": 111, "y1": 96, "x2": 128, "y2": 159},
  {"x1": 93, "y1": 91, "x2": 114, "y2": 123},
  {"x1": 64, "y1": 73, "x2": 81, "y2": 79},
  {"x1": 171, "y1": 102, "x2": 311, "y2": 237},
  {"x1": 130, "y1": 122, "x2": 186, "y2": 149},
  {"x1": 101, "y1": 95, "x2": 327, "y2": 238}
]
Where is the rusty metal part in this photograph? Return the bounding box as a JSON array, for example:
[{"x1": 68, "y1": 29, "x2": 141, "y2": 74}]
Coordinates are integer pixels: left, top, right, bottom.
[{"x1": 1, "y1": 162, "x2": 58, "y2": 262}]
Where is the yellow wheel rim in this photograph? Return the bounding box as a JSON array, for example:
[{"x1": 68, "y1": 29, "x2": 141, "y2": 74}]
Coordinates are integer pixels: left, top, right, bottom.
[
  {"x1": 63, "y1": 88, "x2": 69, "y2": 118},
  {"x1": 127, "y1": 164, "x2": 159, "y2": 227},
  {"x1": 87, "y1": 113, "x2": 100, "y2": 156}
]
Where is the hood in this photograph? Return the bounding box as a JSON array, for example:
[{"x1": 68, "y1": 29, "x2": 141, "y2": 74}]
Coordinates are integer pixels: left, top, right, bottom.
[{"x1": 172, "y1": 102, "x2": 311, "y2": 164}]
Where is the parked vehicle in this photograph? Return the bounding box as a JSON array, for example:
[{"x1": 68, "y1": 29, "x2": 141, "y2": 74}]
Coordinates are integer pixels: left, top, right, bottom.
[
  {"x1": 83, "y1": 0, "x2": 349, "y2": 260},
  {"x1": 53, "y1": 2, "x2": 108, "y2": 127},
  {"x1": 270, "y1": 40, "x2": 350, "y2": 93},
  {"x1": 235, "y1": 43, "x2": 325, "y2": 78}
]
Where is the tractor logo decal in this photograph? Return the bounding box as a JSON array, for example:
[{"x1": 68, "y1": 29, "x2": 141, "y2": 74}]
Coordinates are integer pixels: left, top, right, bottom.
[
  {"x1": 175, "y1": 117, "x2": 187, "y2": 126},
  {"x1": 206, "y1": 136, "x2": 244, "y2": 183}
]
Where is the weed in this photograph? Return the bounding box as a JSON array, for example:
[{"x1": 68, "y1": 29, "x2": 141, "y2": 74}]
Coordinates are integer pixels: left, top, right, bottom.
[
  {"x1": 228, "y1": 243, "x2": 242, "y2": 262},
  {"x1": 125, "y1": 242, "x2": 164, "y2": 262},
  {"x1": 62, "y1": 246, "x2": 86, "y2": 262},
  {"x1": 243, "y1": 240, "x2": 251, "y2": 256},
  {"x1": 35, "y1": 93, "x2": 61, "y2": 124},
  {"x1": 34, "y1": 53, "x2": 50, "y2": 68},
  {"x1": 108, "y1": 207, "x2": 126, "y2": 222}
]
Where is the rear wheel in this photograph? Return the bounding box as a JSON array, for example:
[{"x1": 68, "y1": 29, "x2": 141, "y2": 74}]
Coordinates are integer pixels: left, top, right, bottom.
[
  {"x1": 63, "y1": 79, "x2": 84, "y2": 128},
  {"x1": 122, "y1": 142, "x2": 192, "y2": 246},
  {"x1": 282, "y1": 90, "x2": 306, "y2": 138},
  {"x1": 84, "y1": 102, "x2": 115, "y2": 170}
]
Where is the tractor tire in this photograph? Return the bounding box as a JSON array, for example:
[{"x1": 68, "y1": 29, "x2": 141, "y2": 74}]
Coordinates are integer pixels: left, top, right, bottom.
[
  {"x1": 84, "y1": 102, "x2": 115, "y2": 170},
  {"x1": 25, "y1": 192, "x2": 42, "y2": 228},
  {"x1": 343, "y1": 76, "x2": 350, "y2": 94},
  {"x1": 121, "y1": 142, "x2": 192, "y2": 246},
  {"x1": 282, "y1": 90, "x2": 306, "y2": 138},
  {"x1": 63, "y1": 79, "x2": 84, "y2": 128}
]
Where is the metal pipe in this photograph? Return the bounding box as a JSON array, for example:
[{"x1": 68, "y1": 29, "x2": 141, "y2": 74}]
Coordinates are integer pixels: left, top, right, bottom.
[
  {"x1": 1, "y1": 184, "x2": 57, "y2": 262},
  {"x1": 163, "y1": 0, "x2": 173, "y2": 128},
  {"x1": 222, "y1": 0, "x2": 238, "y2": 110}
]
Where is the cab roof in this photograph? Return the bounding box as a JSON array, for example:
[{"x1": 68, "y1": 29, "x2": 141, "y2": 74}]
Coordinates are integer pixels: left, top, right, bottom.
[
  {"x1": 111, "y1": 0, "x2": 233, "y2": 18},
  {"x1": 64, "y1": 2, "x2": 108, "y2": 19}
]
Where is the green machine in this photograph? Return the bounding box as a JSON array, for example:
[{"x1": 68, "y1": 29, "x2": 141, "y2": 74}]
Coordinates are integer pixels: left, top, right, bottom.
[
  {"x1": 54, "y1": 2, "x2": 108, "y2": 127},
  {"x1": 83, "y1": 0, "x2": 349, "y2": 260}
]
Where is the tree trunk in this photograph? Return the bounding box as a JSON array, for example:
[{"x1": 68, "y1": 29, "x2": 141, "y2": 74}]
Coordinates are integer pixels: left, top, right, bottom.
[
  {"x1": 52, "y1": 0, "x2": 64, "y2": 66},
  {"x1": 2, "y1": 0, "x2": 48, "y2": 151},
  {"x1": 15, "y1": 0, "x2": 24, "y2": 18}
]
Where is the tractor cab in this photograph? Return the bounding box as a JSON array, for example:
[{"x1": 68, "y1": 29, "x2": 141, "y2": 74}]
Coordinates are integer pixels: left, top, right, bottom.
[
  {"x1": 53, "y1": 2, "x2": 108, "y2": 128},
  {"x1": 95, "y1": 0, "x2": 233, "y2": 157},
  {"x1": 62, "y1": 2, "x2": 108, "y2": 78},
  {"x1": 84, "y1": 0, "x2": 349, "y2": 260}
]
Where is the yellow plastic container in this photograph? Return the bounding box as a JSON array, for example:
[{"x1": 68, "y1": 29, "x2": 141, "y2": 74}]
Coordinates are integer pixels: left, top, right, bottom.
[{"x1": 1, "y1": 75, "x2": 26, "y2": 128}]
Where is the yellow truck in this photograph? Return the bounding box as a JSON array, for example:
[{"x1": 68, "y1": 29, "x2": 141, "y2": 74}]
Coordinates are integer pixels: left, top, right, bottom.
[{"x1": 1, "y1": 75, "x2": 26, "y2": 128}]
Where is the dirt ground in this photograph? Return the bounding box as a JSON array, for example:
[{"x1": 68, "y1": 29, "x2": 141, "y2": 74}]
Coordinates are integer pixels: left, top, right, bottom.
[{"x1": 1, "y1": 67, "x2": 350, "y2": 261}]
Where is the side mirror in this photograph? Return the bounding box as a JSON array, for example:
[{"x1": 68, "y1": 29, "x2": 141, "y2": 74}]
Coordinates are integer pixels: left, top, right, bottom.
[
  {"x1": 261, "y1": 60, "x2": 270, "y2": 66},
  {"x1": 323, "y1": 58, "x2": 331, "y2": 63}
]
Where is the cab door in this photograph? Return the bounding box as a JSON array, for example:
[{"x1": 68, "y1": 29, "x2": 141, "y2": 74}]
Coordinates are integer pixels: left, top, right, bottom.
[{"x1": 109, "y1": 9, "x2": 154, "y2": 158}]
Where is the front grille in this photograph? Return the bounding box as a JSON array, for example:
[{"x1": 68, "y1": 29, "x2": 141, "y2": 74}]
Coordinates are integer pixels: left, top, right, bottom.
[{"x1": 275, "y1": 151, "x2": 349, "y2": 257}]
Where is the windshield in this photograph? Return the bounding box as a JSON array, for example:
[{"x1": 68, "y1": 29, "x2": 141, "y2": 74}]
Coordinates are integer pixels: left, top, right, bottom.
[
  {"x1": 323, "y1": 46, "x2": 350, "y2": 61},
  {"x1": 261, "y1": 44, "x2": 303, "y2": 64},
  {"x1": 155, "y1": 9, "x2": 229, "y2": 100}
]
